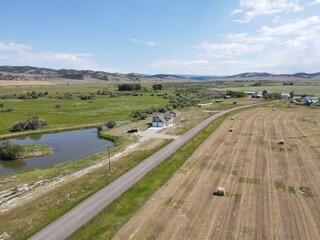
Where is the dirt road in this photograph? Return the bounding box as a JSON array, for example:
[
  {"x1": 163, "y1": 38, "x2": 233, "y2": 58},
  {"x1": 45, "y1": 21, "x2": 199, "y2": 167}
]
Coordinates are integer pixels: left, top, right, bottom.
[{"x1": 114, "y1": 107, "x2": 320, "y2": 240}]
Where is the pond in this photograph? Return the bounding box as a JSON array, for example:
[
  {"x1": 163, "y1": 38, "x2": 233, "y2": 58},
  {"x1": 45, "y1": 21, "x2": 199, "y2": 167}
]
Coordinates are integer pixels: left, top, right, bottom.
[{"x1": 0, "y1": 128, "x2": 115, "y2": 174}]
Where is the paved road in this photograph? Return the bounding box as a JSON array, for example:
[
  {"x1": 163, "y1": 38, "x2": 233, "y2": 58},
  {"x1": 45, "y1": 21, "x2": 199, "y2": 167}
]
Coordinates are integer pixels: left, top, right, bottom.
[{"x1": 30, "y1": 104, "x2": 258, "y2": 240}]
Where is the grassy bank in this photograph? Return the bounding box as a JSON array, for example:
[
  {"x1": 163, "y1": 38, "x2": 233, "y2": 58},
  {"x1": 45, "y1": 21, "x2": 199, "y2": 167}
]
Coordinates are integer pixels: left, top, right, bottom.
[
  {"x1": 99, "y1": 131, "x2": 124, "y2": 147},
  {"x1": 0, "y1": 122, "x2": 111, "y2": 140},
  {"x1": 19, "y1": 144, "x2": 53, "y2": 159},
  {"x1": 0, "y1": 139, "x2": 171, "y2": 240},
  {"x1": 69, "y1": 110, "x2": 235, "y2": 240}
]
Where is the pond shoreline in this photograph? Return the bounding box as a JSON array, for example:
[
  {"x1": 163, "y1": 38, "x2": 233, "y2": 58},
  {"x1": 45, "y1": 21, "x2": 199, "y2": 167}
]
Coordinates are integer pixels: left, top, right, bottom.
[
  {"x1": 0, "y1": 128, "x2": 115, "y2": 174},
  {"x1": 0, "y1": 122, "x2": 111, "y2": 140}
]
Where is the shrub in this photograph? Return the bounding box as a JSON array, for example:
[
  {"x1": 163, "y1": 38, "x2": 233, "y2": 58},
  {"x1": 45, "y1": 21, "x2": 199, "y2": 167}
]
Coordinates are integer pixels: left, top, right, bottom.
[
  {"x1": 10, "y1": 121, "x2": 25, "y2": 132},
  {"x1": 252, "y1": 82, "x2": 263, "y2": 86},
  {"x1": 0, "y1": 141, "x2": 22, "y2": 161},
  {"x1": 10, "y1": 117, "x2": 47, "y2": 132},
  {"x1": 0, "y1": 102, "x2": 4, "y2": 108},
  {"x1": 131, "y1": 110, "x2": 148, "y2": 120},
  {"x1": 0, "y1": 108, "x2": 13, "y2": 112},
  {"x1": 97, "y1": 125, "x2": 103, "y2": 132},
  {"x1": 106, "y1": 121, "x2": 117, "y2": 129},
  {"x1": 158, "y1": 107, "x2": 167, "y2": 113},
  {"x1": 79, "y1": 94, "x2": 95, "y2": 100},
  {"x1": 152, "y1": 84, "x2": 162, "y2": 90},
  {"x1": 226, "y1": 90, "x2": 245, "y2": 98},
  {"x1": 55, "y1": 104, "x2": 61, "y2": 109},
  {"x1": 263, "y1": 92, "x2": 282, "y2": 100},
  {"x1": 118, "y1": 83, "x2": 141, "y2": 91}
]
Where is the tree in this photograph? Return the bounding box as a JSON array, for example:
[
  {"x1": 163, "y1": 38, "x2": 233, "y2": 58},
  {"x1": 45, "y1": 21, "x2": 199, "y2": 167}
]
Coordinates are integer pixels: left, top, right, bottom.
[
  {"x1": 97, "y1": 125, "x2": 103, "y2": 132},
  {"x1": 262, "y1": 90, "x2": 268, "y2": 97},
  {"x1": 152, "y1": 84, "x2": 162, "y2": 90},
  {"x1": 290, "y1": 91, "x2": 295, "y2": 98},
  {"x1": 106, "y1": 121, "x2": 117, "y2": 129},
  {"x1": 0, "y1": 141, "x2": 22, "y2": 161},
  {"x1": 226, "y1": 90, "x2": 245, "y2": 98},
  {"x1": 118, "y1": 83, "x2": 141, "y2": 91}
]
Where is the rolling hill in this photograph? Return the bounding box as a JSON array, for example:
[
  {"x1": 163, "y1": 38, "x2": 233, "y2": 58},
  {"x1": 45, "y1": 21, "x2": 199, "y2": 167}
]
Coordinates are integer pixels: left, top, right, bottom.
[{"x1": 0, "y1": 66, "x2": 319, "y2": 82}]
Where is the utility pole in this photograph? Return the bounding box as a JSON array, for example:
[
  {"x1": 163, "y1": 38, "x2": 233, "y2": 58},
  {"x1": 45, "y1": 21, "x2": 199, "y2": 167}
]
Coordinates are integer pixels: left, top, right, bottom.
[{"x1": 107, "y1": 146, "x2": 111, "y2": 174}]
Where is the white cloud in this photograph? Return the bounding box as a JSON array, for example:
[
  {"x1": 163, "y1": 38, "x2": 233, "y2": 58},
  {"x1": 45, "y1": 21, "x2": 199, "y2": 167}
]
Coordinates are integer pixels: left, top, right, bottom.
[
  {"x1": 149, "y1": 14, "x2": 320, "y2": 75},
  {"x1": 310, "y1": 0, "x2": 320, "y2": 5},
  {"x1": 0, "y1": 41, "x2": 99, "y2": 70},
  {"x1": 149, "y1": 56, "x2": 269, "y2": 75},
  {"x1": 129, "y1": 38, "x2": 160, "y2": 47},
  {"x1": 197, "y1": 42, "x2": 264, "y2": 57},
  {"x1": 232, "y1": 0, "x2": 303, "y2": 23},
  {"x1": 225, "y1": 33, "x2": 275, "y2": 43},
  {"x1": 149, "y1": 58, "x2": 212, "y2": 74},
  {"x1": 0, "y1": 42, "x2": 32, "y2": 53},
  {"x1": 260, "y1": 16, "x2": 320, "y2": 35}
]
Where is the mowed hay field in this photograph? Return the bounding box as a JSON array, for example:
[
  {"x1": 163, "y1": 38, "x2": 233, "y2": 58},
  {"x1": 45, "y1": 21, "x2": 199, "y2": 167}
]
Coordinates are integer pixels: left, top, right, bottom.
[{"x1": 114, "y1": 106, "x2": 320, "y2": 240}]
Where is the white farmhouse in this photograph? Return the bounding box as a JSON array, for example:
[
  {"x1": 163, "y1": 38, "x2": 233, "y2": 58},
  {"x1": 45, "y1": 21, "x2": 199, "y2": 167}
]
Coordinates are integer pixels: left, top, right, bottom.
[{"x1": 152, "y1": 112, "x2": 175, "y2": 128}]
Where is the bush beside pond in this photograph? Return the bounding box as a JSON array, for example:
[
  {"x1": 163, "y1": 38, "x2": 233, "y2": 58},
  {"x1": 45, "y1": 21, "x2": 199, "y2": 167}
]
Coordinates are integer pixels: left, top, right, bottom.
[
  {"x1": 10, "y1": 116, "x2": 47, "y2": 132},
  {"x1": 0, "y1": 141, "x2": 22, "y2": 161},
  {"x1": 0, "y1": 141, "x2": 52, "y2": 161}
]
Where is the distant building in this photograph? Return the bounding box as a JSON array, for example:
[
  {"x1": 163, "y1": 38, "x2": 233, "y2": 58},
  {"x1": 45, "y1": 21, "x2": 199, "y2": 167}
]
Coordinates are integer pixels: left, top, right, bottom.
[
  {"x1": 152, "y1": 112, "x2": 175, "y2": 128},
  {"x1": 244, "y1": 91, "x2": 256, "y2": 97},
  {"x1": 251, "y1": 92, "x2": 263, "y2": 98},
  {"x1": 281, "y1": 93, "x2": 291, "y2": 98},
  {"x1": 302, "y1": 97, "x2": 316, "y2": 106}
]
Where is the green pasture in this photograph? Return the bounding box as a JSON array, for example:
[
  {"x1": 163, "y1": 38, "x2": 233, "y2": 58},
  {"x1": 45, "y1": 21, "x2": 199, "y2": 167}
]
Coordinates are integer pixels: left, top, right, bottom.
[{"x1": 0, "y1": 95, "x2": 168, "y2": 135}]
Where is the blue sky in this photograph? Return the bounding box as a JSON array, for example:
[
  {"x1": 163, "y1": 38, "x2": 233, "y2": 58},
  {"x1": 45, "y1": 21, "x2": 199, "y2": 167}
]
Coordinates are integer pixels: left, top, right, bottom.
[{"x1": 0, "y1": 0, "x2": 319, "y2": 75}]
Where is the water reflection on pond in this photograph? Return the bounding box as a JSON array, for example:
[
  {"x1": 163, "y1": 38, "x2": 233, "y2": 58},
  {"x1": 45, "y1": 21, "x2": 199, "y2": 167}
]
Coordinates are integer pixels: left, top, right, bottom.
[{"x1": 0, "y1": 128, "x2": 114, "y2": 174}]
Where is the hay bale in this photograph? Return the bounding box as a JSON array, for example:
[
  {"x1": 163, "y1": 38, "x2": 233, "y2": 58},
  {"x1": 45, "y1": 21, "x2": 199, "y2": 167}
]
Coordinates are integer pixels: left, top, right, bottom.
[{"x1": 215, "y1": 187, "x2": 225, "y2": 196}]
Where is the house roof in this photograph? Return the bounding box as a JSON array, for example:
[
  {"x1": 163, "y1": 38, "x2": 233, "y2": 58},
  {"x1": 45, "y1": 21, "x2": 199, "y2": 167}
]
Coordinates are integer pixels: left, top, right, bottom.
[{"x1": 153, "y1": 112, "x2": 174, "y2": 124}]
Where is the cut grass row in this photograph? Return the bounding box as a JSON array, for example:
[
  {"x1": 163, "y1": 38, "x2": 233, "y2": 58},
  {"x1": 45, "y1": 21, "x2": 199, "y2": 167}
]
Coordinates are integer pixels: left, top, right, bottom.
[
  {"x1": 69, "y1": 109, "x2": 234, "y2": 240},
  {"x1": 0, "y1": 140, "x2": 171, "y2": 240}
]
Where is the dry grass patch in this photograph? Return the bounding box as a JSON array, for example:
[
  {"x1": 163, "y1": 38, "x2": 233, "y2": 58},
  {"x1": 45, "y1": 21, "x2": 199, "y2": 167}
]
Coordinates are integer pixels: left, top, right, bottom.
[{"x1": 239, "y1": 177, "x2": 260, "y2": 185}]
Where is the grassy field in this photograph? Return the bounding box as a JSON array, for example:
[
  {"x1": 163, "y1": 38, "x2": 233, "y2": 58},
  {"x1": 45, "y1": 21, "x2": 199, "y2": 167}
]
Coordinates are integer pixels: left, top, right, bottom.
[
  {"x1": 112, "y1": 105, "x2": 320, "y2": 240},
  {"x1": 0, "y1": 139, "x2": 171, "y2": 240},
  {"x1": 69, "y1": 108, "x2": 244, "y2": 240},
  {"x1": 0, "y1": 83, "x2": 109, "y2": 95},
  {"x1": 0, "y1": 95, "x2": 168, "y2": 135}
]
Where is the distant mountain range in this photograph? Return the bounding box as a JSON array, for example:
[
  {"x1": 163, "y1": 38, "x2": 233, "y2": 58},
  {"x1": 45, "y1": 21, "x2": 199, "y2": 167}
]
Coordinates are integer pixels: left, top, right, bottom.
[
  {"x1": 226, "y1": 72, "x2": 320, "y2": 79},
  {"x1": 0, "y1": 66, "x2": 319, "y2": 82}
]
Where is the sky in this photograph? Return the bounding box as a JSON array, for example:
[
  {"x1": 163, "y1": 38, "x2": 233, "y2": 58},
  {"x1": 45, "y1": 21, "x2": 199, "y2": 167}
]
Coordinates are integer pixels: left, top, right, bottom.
[{"x1": 0, "y1": 0, "x2": 320, "y2": 75}]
